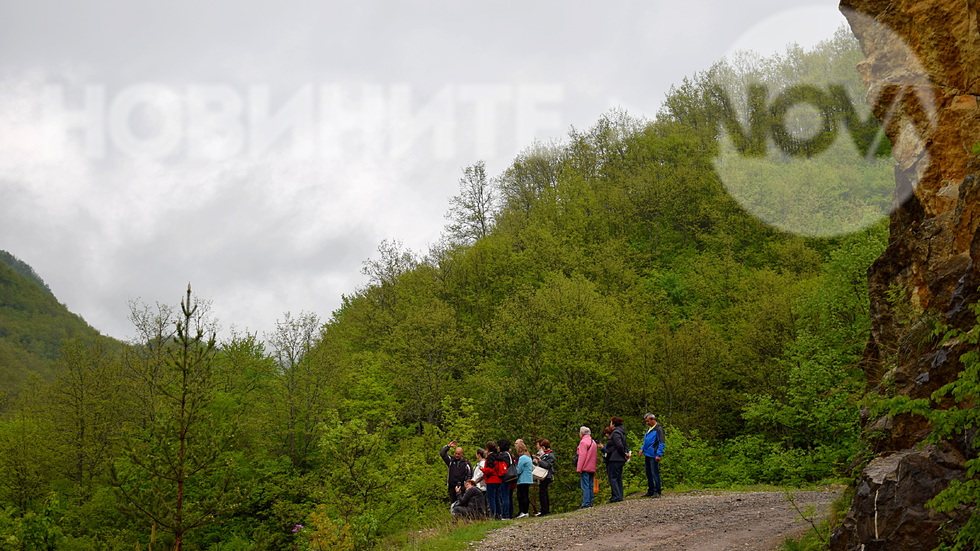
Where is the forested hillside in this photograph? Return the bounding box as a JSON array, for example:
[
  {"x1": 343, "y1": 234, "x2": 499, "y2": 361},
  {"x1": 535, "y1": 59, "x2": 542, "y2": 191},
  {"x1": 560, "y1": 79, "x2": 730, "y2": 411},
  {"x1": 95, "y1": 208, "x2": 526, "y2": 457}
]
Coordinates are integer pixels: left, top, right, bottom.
[
  {"x1": 0, "y1": 251, "x2": 104, "y2": 406},
  {"x1": 0, "y1": 30, "x2": 889, "y2": 550}
]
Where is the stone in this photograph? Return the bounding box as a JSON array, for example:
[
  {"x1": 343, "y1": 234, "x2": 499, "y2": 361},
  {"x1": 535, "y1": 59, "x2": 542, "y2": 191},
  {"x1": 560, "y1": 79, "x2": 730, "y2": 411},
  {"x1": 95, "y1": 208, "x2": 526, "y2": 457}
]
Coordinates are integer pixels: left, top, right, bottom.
[
  {"x1": 831, "y1": 446, "x2": 968, "y2": 551},
  {"x1": 830, "y1": 0, "x2": 980, "y2": 549},
  {"x1": 950, "y1": 94, "x2": 978, "y2": 110}
]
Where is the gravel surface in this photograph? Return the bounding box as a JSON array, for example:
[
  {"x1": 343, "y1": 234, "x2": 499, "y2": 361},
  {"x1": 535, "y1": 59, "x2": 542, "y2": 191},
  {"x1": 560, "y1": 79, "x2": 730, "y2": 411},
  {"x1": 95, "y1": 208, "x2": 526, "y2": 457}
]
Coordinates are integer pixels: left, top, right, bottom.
[{"x1": 474, "y1": 489, "x2": 840, "y2": 551}]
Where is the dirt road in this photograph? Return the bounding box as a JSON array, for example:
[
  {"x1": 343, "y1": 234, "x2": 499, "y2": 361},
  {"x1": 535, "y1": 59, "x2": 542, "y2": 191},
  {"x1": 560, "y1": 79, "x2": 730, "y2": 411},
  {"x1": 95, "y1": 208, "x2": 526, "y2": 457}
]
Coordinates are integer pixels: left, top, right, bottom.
[{"x1": 476, "y1": 489, "x2": 840, "y2": 551}]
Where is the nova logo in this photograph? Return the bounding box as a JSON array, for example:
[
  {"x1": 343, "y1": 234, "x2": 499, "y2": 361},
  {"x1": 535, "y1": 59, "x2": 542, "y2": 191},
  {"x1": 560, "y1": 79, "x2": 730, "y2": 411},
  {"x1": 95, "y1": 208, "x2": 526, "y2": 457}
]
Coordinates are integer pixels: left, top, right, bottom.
[
  {"x1": 709, "y1": 82, "x2": 916, "y2": 160},
  {"x1": 709, "y1": 8, "x2": 936, "y2": 238}
]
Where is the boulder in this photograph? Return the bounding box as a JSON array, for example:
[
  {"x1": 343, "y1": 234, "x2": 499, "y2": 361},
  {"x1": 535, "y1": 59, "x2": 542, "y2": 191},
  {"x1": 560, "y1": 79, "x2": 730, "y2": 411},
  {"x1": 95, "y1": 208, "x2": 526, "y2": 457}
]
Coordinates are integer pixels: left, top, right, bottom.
[{"x1": 831, "y1": 445, "x2": 968, "y2": 551}]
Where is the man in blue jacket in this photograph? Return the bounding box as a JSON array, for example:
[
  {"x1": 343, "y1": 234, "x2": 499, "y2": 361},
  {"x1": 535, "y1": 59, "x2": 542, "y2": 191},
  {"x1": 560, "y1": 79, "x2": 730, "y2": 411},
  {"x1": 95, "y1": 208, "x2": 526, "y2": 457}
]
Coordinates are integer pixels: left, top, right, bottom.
[{"x1": 641, "y1": 413, "x2": 665, "y2": 497}]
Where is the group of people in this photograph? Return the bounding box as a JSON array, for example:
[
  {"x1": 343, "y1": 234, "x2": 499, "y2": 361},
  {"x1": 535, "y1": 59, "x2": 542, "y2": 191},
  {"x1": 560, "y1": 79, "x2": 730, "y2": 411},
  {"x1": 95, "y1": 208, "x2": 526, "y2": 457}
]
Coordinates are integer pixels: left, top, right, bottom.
[
  {"x1": 440, "y1": 437, "x2": 557, "y2": 520},
  {"x1": 439, "y1": 413, "x2": 665, "y2": 520}
]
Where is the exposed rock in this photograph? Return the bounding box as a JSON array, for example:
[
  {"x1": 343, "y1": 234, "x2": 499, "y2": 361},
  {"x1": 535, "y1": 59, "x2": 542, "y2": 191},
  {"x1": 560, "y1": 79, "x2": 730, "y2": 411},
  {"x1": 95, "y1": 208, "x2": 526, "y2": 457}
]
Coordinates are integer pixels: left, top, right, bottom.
[
  {"x1": 831, "y1": 445, "x2": 968, "y2": 551},
  {"x1": 831, "y1": 0, "x2": 980, "y2": 549}
]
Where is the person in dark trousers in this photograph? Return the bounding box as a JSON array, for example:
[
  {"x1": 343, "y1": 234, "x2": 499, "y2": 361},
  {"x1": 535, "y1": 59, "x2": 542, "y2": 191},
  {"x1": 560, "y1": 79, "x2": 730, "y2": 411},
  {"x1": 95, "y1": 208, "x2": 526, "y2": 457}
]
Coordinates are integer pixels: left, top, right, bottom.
[
  {"x1": 641, "y1": 413, "x2": 665, "y2": 497},
  {"x1": 533, "y1": 439, "x2": 556, "y2": 516},
  {"x1": 440, "y1": 440, "x2": 472, "y2": 503},
  {"x1": 601, "y1": 416, "x2": 629, "y2": 503},
  {"x1": 451, "y1": 479, "x2": 488, "y2": 520},
  {"x1": 482, "y1": 441, "x2": 504, "y2": 519},
  {"x1": 514, "y1": 441, "x2": 534, "y2": 518},
  {"x1": 496, "y1": 438, "x2": 514, "y2": 519}
]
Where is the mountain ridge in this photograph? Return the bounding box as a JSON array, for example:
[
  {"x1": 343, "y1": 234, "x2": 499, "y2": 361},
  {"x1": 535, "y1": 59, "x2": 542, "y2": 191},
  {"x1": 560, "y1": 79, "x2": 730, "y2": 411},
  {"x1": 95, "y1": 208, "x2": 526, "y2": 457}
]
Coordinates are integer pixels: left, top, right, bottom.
[{"x1": 0, "y1": 249, "x2": 104, "y2": 405}]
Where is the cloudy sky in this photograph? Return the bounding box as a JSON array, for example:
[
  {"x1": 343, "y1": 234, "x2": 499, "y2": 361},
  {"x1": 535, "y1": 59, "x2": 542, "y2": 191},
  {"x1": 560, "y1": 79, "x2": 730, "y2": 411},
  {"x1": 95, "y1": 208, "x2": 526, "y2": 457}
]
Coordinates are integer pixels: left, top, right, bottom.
[{"x1": 0, "y1": 1, "x2": 848, "y2": 341}]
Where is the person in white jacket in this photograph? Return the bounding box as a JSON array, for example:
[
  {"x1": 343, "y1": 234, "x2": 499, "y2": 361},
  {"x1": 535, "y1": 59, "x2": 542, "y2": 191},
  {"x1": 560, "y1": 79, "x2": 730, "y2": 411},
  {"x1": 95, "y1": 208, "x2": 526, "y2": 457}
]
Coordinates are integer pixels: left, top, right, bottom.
[{"x1": 470, "y1": 448, "x2": 487, "y2": 491}]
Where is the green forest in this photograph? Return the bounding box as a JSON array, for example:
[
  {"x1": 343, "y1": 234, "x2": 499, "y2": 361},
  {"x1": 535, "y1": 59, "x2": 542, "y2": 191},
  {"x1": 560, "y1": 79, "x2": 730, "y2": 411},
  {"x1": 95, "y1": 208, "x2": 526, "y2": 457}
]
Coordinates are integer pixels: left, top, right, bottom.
[{"x1": 0, "y1": 30, "x2": 899, "y2": 550}]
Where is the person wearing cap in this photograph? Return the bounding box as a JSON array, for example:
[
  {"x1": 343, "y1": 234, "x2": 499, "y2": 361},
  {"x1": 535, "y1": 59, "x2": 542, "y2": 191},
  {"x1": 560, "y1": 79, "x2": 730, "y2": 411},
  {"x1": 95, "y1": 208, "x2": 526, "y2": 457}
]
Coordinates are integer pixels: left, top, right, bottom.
[{"x1": 641, "y1": 413, "x2": 665, "y2": 497}]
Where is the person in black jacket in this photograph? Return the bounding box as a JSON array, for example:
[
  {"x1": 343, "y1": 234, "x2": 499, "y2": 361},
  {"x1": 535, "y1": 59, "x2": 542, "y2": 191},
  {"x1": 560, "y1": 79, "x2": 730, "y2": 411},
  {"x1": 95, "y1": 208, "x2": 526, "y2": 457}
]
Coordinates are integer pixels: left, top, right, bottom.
[
  {"x1": 533, "y1": 439, "x2": 556, "y2": 516},
  {"x1": 451, "y1": 480, "x2": 488, "y2": 520},
  {"x1": 496, "y1": 438, "x2": 514, "y2": 519},
  {"x1": 440, "y1": 440, "x2": 472, "y2": 503},
  {"x1": 600, "y1": 417, "x2": 629, "y2": 503}
]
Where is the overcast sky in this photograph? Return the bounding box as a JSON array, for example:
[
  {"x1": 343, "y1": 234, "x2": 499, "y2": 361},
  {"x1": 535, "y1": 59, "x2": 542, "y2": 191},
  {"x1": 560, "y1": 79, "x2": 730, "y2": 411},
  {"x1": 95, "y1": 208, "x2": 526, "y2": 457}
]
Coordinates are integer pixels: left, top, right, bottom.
[{"x1": 0, "y1": 1, "x2": 848, "y2": 341}]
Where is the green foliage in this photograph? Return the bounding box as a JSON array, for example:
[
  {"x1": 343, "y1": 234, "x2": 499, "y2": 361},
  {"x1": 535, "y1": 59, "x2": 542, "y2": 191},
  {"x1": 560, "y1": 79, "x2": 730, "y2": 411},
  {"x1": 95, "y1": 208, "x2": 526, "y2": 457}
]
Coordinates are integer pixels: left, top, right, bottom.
[
  {"x1": 0, "y1": 257, "x2": 103, "y2": 405},
  {"x1": 0, "y1": 416, "x2": 56, "y2": 512},
  {"x1": 702, "y1": 28, "x2": 893, "y2": 238},
  {"x1": 482, "y1": 272, "x2": 633, "y2": 438},
  {"x1": 293, "y1": 508, "x2": 355, "y2": 551},
  {"x1": 875, "y1": 302, "x2": 980, "y2": 550},
  {"x1": 0, "y1": 494, "x2": 64, "y2": 551},
  {"x1": 0, "y1": 251, "x2": 53, "y2": 298},
  {"x1": 437, "y1": 397, "x2": 482, "y2": 453},
  {"x1": 43, "y1": 338, "x2": 128, "y2": 502},
  {"x1": 313, "y1": 412, "x2": 446, "y2": 550},
  {"x1": 741, "y1": 223, "x2": 886, "y2": 480},
  {"x1": 915, "y1": 305, "x2": 980, "y2": 551},
  {"x1": 380, "y1": 516, "x2": 495, "y2": 551},
  {"x1": 55, "y1": 486, "x2": 135, "y2": 550},
  {"x1": 784, "y1": 490, "x2": 829, "y2": 545},
  {"x1": 649, "y1": 427, "x2": 715, "y2": 488},
  {"x1": 114, "y1": 287, "x2": 247, "y2": 550},
  {"x1": 0, "y1": 30, "x2": 885, "y2": 549},
  {"x1": 780, "y1": 489, "x2": 842, "y2": 551},
  {"x1": 267, "y1": 312, "x2": 331, "y2": 470}
]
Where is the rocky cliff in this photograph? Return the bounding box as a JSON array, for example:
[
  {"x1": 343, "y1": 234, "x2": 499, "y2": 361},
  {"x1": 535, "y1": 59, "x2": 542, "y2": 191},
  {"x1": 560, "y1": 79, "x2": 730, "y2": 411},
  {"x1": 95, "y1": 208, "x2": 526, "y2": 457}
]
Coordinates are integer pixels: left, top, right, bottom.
[{"x1": 831, "y1": 1, "x2": 980, "y2": 550}]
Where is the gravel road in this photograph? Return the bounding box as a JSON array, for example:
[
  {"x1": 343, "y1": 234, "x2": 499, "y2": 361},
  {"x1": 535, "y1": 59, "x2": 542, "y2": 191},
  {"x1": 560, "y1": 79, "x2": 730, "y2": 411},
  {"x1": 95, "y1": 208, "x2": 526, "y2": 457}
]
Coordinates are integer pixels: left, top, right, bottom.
[{"x1": 474, "y1": 489, "x2": 840, "y2": 551}]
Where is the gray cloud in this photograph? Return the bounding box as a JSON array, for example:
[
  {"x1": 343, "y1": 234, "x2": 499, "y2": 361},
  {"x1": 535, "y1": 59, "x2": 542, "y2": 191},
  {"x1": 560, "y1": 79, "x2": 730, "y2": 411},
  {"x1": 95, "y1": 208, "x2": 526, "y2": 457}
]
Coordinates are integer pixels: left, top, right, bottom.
[{"x1": 0, "y1": 1, "x2": 846, "y2": 340}]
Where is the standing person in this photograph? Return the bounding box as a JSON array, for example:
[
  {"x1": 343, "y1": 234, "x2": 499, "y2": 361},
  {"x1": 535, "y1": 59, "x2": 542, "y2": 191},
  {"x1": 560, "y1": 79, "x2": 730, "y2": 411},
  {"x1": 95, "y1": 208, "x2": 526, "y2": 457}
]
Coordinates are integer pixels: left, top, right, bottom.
[
  {"x1": 471, "y1": 448, "x2": 487, "y2": 492},
  {"x1": 440, "y1": 440, "x2": 472, "y2": 504},
  {"x1": 496, "y1": 439, "x2": 514, "y2": 520},
  {"x1": 642, "y1": 413, "x2": 666, "y2": 497},
  {"x1": 533, "y1": 439, "x2": 556, "y2": 516},
  {"x1": 575, "y1": 426, "x2": 598, "y2": 509},
  {"x1": 602, "y1": 417, "x2": 628, "y2": 503},
  {"x1": 514, "y1": 441, "x2": 534, "y2": 518},
  {"x1": 482, "y1": 441, "x2": 503, "y2": 519}
]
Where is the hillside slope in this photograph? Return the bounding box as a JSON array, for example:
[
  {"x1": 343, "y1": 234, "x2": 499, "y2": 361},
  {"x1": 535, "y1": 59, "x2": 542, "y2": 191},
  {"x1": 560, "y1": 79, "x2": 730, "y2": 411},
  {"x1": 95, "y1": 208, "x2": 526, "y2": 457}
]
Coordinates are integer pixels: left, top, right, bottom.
[{"x1": 0, "y1": 251, "x2": 103, "y2": 404}]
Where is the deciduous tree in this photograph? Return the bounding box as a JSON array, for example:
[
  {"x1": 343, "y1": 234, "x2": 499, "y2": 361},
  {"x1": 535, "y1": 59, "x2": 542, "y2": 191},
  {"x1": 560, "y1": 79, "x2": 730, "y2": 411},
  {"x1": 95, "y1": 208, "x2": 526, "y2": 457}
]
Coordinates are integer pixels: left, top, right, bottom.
[{"x1": 446, "y1": 161, "x2": 497, "y2": 245}]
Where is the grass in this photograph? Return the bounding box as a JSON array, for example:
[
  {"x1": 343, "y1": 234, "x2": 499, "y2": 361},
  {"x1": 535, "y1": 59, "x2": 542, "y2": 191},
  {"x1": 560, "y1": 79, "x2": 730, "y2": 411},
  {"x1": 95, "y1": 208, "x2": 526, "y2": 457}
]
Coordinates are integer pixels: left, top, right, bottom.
[
  {"x1": 778, "y1": 484, "x2": 854, "y2": 551},
  {"x1": 382, "y1": 517, "x2": 498, "y2": 551}
]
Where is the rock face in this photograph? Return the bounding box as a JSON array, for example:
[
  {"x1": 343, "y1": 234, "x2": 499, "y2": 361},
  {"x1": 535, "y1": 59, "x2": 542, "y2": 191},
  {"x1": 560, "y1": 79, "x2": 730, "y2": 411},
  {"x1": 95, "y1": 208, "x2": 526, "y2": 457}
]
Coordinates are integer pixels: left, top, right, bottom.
[{"x1": 830, "y1": 1, "x2": 980, "y2": 550}]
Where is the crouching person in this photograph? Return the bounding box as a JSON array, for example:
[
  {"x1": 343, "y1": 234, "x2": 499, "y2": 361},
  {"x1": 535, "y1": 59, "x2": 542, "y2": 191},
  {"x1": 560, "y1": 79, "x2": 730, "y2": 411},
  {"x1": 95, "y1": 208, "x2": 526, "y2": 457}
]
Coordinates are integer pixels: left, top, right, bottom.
[{"x1": 451, "y1": 480, "x2": 488, "y2": 521}]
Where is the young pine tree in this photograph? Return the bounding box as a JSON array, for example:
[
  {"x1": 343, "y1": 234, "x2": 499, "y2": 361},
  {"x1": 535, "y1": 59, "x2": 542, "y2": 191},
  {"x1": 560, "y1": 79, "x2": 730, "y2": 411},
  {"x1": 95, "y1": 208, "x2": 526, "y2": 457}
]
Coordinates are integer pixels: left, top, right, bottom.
[{"x1": 114, "y1": 286, "x2": 245, "y2": 551}]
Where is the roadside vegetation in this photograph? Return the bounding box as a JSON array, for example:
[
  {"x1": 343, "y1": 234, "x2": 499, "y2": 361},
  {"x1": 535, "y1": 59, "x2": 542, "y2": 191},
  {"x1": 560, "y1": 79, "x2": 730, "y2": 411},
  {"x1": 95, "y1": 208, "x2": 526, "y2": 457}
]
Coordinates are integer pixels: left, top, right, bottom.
[{"x1": 0, "y1": 30, "x2": 904, "y2": 551}]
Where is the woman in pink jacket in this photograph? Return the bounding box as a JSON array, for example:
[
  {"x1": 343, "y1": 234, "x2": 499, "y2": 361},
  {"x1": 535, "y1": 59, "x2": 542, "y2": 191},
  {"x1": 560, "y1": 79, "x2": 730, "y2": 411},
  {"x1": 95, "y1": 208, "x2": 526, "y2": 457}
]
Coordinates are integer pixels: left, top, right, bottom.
[{"x1": 575, "y1": 426, "x2": 598, "y2": 509}]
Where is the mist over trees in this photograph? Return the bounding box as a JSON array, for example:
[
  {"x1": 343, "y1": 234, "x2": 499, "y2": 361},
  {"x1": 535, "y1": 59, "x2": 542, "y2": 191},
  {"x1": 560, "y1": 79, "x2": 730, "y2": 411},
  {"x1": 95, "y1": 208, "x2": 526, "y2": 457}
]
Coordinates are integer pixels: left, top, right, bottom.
[{"x1": 0, "y1": 30, "x2": 897, "y2": 550}]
